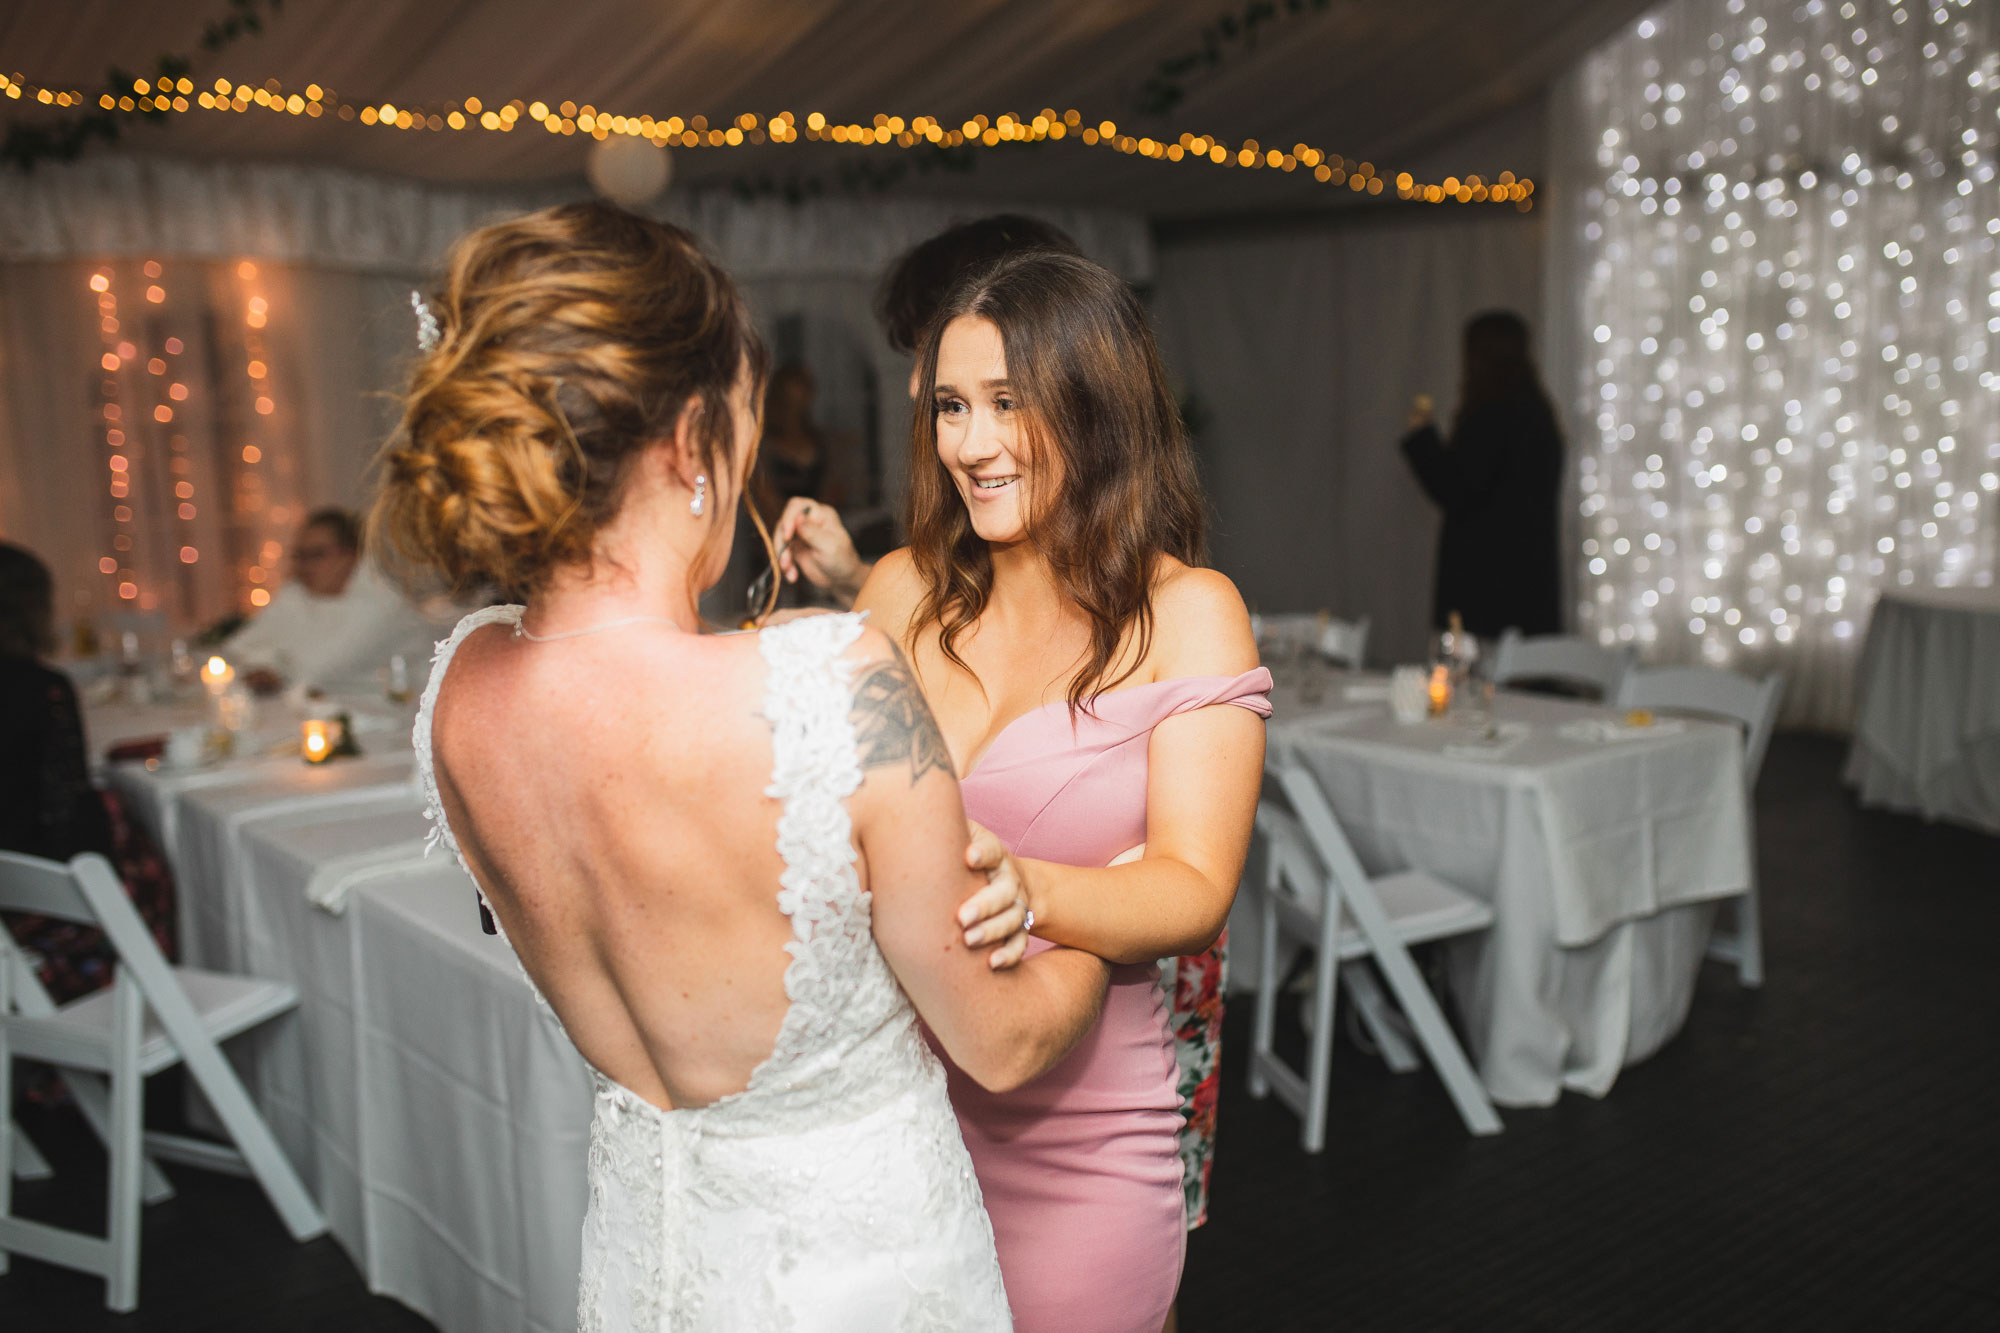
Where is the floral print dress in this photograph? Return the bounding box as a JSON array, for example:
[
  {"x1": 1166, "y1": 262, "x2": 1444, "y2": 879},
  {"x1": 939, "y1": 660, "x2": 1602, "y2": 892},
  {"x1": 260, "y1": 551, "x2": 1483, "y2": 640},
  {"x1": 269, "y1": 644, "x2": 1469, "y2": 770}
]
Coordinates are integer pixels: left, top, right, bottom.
[{"x1": 1165, "y1": 928, "x2": 1227, "y2": 1229}]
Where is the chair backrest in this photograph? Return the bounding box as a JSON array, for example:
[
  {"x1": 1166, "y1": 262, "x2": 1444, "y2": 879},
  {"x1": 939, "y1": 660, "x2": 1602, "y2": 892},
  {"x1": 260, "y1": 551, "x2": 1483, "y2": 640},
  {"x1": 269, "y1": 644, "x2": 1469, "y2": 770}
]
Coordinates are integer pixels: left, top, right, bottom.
[
  {"x1": 1490, "y1": 629, "x2": 1634, "y2": 698},
  {"x1": 0, "y1": 851, "x2": 178, "y2": 1004},
  {"x1": 1254, "y1": 612, "x2": 1368, "y2": 669},
  {"x1": 1317, "y1": 616, "x2": 1370, "y2": 669},
  {"x1": 0, "y1": 850, "x2": 100, "y2": 925},
  {"x1": 1262, "y1": 749, "x2": 1373, "y2": 898},
  {"x1": 1614, "y1": 664, "x2": 1784, "y2": 785}
]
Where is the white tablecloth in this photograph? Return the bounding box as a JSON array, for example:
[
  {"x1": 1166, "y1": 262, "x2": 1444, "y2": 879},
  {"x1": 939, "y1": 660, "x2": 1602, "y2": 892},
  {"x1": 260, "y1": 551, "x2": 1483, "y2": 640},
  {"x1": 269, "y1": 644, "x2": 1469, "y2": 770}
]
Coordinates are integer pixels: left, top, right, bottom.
[
  {"x1": 76, "y1": 695, "x2": 213, "y2": 760},
  {"x1": 1232, "y1": 674, "x2": 1753, "y2": 1107},
  {"x1": 1844, "y1": 587, "x2": 2000, "y2": 836},
  {"x1": 345, "y1": 858, "x2": 590, "y2": 1333},
  {"x1": 115, "y1": 757, "x2": 593, "y2": 1333}
]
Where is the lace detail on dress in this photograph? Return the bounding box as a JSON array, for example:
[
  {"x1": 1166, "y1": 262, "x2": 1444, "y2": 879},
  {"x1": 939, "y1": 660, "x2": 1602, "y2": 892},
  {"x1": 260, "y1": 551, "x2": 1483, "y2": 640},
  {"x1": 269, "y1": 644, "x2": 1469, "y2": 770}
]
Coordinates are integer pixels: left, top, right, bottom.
[
  {"x1": 418, "y1": 607, "x2": 1011, "y2": 1331},
  {"x1": 411, "y1": 605, "x2": 549, "y2": 1007}
]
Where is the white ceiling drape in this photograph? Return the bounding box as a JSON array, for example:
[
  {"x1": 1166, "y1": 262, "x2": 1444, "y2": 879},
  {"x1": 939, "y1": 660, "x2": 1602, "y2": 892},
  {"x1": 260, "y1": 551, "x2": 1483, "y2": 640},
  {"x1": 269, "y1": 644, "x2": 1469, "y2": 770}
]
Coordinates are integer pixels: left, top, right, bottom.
[
  {"x1": 0, "y1": 152, "x2": 1155, "y2": 282},
  {"x1": 0, "y1": 0, "x2": 1653, "y2": 218}
]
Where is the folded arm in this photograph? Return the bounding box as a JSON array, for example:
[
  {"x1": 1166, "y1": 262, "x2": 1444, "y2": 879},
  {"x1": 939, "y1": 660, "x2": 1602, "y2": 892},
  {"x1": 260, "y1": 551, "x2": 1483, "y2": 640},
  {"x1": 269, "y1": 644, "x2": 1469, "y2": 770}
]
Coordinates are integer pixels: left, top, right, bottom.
[
  {"x1": 1014, "y1": 701, "x2": 1265, "y2": 963},
  {"x1": 844, "y1": 627, "x2": 1108, "y2": 1091},
  {"x1": 1009, "y1": 567, "x2": 1267, "y2": 965}
]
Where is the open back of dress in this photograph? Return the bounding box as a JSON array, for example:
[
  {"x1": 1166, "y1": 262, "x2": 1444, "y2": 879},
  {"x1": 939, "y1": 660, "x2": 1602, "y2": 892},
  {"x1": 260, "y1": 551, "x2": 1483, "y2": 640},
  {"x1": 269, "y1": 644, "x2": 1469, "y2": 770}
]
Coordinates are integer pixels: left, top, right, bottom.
[{"x1": 416, "y1": 606, "x2": 1010, "y2": 1331}]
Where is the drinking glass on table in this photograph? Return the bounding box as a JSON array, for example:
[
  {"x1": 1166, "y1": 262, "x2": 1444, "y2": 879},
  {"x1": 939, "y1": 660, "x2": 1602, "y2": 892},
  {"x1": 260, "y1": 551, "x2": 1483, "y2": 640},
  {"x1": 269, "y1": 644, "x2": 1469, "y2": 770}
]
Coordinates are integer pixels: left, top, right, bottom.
[{"x1": 386, "y1": 654, "x2": 413, "y2": 705}]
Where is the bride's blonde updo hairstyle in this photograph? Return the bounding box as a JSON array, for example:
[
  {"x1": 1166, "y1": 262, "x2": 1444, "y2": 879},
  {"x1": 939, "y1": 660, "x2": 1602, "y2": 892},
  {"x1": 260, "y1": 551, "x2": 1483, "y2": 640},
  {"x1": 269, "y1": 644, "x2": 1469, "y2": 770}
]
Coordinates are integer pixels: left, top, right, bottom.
[{"x1": 373, "y1": 201, "x2": 766, "y2": 596}]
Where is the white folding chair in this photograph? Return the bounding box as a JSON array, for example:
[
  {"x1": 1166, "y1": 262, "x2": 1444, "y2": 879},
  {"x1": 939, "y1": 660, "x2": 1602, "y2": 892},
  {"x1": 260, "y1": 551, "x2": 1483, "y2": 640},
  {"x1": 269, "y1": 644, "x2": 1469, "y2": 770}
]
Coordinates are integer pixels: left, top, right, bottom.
[
  {"x1": 1255, "y1": 612, "x2": 1368, "y2": 669},
  {"x1": 1490, "y1": 629, "x2": 1635, "y2": 700},
  {"x1": 1614, "y1": 664, "x2": 1785, "y2": 987},
  {"x1": 1317, "y1": 616, "x2": 1370, "y2": 669},
  {"x1": 6, "y1": 943, "x2": 176, "y2": 1207},
  {"x1": 1248, "y1": 752, "x2": 1502, "y2": 1147},
  {"x1": 0, "y1": 851, "x2": 325, "y2": 1311}
]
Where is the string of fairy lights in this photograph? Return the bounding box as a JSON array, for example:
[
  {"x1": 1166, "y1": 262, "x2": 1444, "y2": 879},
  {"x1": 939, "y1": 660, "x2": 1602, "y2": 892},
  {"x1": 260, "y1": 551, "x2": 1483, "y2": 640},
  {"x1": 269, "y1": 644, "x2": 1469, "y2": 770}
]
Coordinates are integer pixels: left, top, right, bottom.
[
  {"x1": 1570, "y1": 0, "x2": 1996, "y2": 725},
  {"x1": 235, "y1": 259, "x2": 282, "y2": 611},
  {"x1": 11, "y1": 59, "x2": 1532, "y2": 612},
  {"x1": 0, "y1": 71, "x2": 1535, "y2": 208},
  {"x1": 79, "y1": 256, "x2": 292, "y2": 616}
]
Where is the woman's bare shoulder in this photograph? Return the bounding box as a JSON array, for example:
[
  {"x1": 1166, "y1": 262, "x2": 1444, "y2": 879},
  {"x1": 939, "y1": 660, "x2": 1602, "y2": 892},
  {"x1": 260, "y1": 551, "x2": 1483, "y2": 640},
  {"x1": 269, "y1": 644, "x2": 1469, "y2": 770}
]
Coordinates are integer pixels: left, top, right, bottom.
[
  {"x1": 853, "y1": 547, "x2": 924, "y2": 638},
  {"x1": 1149, "y1": 559, "x2": 1258, "y2": 679}
]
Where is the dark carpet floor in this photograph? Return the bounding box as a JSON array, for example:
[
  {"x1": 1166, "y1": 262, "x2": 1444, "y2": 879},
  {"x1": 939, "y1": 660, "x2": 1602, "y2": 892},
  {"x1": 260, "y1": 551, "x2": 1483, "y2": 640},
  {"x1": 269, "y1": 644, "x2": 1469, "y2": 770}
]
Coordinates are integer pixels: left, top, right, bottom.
[{"x1": 3, "y1": 734, "x2": 1996, "y2": 1330}]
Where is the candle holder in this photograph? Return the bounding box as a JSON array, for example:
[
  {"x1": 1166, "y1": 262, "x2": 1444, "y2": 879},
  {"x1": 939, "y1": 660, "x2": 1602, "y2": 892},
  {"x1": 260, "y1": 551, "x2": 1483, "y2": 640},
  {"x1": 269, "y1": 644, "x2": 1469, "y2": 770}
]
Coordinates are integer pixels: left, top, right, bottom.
[
  {"x1": 1427, "y1": 664, "x2": 1451, "y2": 716},
  {"x1": 200, "y1": 655, "x2": 235, "y2": 696},
  {"x1": 300, "y1": 713, "x2": 361, "y2": 764},
  {"x1": 301, "y1": 718, "x2": 334, "y2": 764}
]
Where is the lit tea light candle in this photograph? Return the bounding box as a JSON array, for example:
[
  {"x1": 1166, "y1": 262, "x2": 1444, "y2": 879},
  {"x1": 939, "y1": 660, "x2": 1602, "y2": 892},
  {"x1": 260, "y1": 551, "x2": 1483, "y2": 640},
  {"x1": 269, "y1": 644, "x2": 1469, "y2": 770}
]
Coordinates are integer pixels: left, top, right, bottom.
[
  {"x1": 201, "y1": 655, "x2": 235, "y2": 695},
  {"x1": 1428, "y1": 664, "x2": 1451, "y2": 716},
  {"x1": 301, "y1": 718, "x2": 332, "y2": 764}
]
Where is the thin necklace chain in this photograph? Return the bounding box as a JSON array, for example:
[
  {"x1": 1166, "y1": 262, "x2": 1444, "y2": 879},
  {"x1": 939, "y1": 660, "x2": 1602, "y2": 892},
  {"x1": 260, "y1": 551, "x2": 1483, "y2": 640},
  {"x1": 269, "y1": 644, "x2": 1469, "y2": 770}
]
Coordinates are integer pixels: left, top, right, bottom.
[{"x1": 513, "y1": 614, "x2": 682, "y2": 643}]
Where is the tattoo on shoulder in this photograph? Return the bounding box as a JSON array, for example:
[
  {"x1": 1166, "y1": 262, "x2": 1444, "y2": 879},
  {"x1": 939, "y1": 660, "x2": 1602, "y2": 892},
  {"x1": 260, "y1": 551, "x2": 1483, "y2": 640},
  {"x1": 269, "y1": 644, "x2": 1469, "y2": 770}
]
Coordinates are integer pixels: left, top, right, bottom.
[{"x1": 851, "y1": 648, "x2": 955, "y2": 785}]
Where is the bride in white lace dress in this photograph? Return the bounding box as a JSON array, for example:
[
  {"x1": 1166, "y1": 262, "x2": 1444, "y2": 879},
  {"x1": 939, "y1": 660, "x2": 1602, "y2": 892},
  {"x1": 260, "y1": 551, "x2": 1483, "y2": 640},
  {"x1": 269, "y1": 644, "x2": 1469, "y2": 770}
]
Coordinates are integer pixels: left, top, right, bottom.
[{"x1": 373, "y1": 203, "x2": 1109, "y2": 1331}]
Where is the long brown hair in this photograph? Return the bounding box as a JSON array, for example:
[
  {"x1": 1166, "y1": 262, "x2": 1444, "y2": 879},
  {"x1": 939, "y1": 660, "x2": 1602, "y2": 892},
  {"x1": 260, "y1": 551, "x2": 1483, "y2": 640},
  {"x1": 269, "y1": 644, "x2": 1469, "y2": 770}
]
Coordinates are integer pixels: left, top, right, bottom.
[
  {"x1": 373, "y1": 201, "x2": 768, "y2": 599},
  {"x1": 906, "y1": 250, "x2": 1206, "y2": 713}
]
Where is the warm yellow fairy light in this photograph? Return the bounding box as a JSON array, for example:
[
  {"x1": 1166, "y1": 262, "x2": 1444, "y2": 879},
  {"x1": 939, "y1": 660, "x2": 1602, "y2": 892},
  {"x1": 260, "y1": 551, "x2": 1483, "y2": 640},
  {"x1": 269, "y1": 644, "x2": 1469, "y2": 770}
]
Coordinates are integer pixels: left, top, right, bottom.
[{"x1": 8, "y1": 70, "x2": 1529, "y2": 206}]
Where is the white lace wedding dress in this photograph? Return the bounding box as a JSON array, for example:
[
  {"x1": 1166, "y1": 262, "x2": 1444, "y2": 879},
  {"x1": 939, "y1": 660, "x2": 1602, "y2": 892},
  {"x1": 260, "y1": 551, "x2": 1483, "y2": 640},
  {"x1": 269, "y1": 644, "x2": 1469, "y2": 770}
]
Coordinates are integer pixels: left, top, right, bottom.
[{"x1": 415, "y1": 606, "x2": 1012, "y2": 1332}]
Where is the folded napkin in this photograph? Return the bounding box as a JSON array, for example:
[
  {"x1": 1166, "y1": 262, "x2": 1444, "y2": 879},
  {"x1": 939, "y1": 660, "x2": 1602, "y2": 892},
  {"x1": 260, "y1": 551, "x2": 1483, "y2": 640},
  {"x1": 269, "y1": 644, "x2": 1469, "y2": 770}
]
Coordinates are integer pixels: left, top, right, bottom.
[
  {"x1": 1556, "y1": 718, "x2": 1686, "y2": 744},
  {"x1": 305, "y1": 837, "x2": 435, "y2": 915},
  {"x1": 1442, "y1": 721, "x2": 1530, "y2": 760}
]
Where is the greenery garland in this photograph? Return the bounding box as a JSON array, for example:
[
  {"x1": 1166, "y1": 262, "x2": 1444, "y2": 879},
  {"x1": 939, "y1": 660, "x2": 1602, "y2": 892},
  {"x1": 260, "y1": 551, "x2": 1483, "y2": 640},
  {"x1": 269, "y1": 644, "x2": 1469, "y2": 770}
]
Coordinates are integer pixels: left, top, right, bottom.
[
  {"x1": 1137, "y1": 0, "x2": 1334, "y2": 117},
  {"x1": 1, "y1": 0, "x2": 284, "y2": 172}
]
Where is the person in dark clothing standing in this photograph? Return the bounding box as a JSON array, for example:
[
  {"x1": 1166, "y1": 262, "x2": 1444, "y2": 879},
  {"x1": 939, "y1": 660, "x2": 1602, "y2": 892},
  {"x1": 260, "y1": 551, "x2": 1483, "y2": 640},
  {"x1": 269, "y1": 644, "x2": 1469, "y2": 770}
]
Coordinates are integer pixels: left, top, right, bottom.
[{"x1": 1400, "y1": 310, "x2": 1565, "y2": 639}]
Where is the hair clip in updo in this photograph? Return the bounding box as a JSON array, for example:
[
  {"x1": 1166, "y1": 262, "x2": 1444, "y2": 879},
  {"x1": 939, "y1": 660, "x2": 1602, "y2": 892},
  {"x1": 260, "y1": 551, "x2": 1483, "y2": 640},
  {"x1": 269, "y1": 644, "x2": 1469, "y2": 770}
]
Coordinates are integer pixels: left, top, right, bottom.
[{"x1": 410, "y1": 290, "x2": 441, "y2": 353}]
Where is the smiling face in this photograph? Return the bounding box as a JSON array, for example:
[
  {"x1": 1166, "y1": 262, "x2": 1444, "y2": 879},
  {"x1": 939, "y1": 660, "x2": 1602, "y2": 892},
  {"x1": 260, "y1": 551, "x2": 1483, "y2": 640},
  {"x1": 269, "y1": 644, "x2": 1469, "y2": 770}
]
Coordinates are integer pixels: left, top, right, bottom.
[{"x1": 932, "y1": 314, "x2": 1055, "y2": 547}]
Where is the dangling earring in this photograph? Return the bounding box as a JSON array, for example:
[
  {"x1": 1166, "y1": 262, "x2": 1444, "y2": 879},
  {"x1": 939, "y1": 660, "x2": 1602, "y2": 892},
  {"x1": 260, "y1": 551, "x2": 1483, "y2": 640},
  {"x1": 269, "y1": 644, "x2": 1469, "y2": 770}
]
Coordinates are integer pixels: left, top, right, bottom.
[{"x1": 690, "y1": 474, "x2": 707, "y2": 517}]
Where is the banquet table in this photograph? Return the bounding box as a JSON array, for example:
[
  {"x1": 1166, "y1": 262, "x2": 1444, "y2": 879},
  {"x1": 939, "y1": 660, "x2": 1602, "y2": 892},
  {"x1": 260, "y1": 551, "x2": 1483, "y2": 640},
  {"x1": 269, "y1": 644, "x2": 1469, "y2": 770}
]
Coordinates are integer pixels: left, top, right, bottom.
[
  {"x1": 1230, "y1": 670, "x2": 1754, "y2": 1107},
  {"x1": 1844, "y1": 586, "x2": 2000, "y2": 836},
  {"x1": 104, "y1": 744, "x2": 591, "y2": 1333},
  {"x1": 75, "y1": 694, "x2": 214, "y2": 762},
  {"x1": 245, "y1": 812, "x2": 591, "y2": 1333}
]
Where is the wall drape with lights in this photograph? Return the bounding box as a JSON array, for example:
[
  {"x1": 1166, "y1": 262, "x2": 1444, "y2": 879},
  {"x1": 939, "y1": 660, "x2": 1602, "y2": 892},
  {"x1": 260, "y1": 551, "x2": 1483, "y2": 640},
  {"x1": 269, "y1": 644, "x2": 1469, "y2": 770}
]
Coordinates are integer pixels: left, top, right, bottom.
[
  {"x1": 1551, "y1": 0, "x2": 1998, "y2": 729},
  {"x1": 0, "y1": 256, "x2": 418, "y2": 635},
  {"x1": 0, "y1": 154, "x2": 1152, "y2": 641}
]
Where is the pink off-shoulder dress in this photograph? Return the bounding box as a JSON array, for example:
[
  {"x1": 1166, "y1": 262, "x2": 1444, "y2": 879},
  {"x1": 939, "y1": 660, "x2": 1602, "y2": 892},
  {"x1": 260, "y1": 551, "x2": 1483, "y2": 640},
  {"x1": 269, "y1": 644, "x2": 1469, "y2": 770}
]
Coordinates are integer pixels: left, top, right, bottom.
[{"x1": 943, "y1": 668, "x2": 1273, "y2": 1333}]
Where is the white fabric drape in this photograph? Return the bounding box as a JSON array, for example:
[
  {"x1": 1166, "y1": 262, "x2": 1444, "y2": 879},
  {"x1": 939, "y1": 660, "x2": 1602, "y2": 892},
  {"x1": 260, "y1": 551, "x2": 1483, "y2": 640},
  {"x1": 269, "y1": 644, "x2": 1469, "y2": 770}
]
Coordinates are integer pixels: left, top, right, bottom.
[
  {"x1": 0, "y1": 155, "x2": 1150, "y2": 641},
  {"x1": 0, "y1": 153, "x2": 1153, "y2": 282},
  {"x1": 1547, "y1": 0, "x2": 2000, "y2": 730},
  {"x1": 1151, "y1": 213, "x2": 1546, "y2": 668},
  {"x1": 0, "y1": 255, "x2": 418, "y2": 638},
  {"x1": 0, "y1": 0, "x2": 1641, "y2": 220}
]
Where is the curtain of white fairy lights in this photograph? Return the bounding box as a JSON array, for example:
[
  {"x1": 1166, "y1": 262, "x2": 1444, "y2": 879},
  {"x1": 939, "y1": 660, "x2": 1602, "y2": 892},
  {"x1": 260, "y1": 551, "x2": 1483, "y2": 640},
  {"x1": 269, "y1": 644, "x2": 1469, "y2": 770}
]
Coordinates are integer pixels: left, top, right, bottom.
[{"x1": 1569, "y1": 0, "x2": 1998, "y2": 727}]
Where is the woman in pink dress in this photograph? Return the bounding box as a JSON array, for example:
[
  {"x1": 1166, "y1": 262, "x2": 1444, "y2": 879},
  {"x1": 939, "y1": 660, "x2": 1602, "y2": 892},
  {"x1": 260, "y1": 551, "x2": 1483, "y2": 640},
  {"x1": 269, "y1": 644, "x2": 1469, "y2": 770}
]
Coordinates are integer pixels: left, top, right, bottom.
[{"x1": 858, "y1": 250, "x2": 1270, "y2": 1332}]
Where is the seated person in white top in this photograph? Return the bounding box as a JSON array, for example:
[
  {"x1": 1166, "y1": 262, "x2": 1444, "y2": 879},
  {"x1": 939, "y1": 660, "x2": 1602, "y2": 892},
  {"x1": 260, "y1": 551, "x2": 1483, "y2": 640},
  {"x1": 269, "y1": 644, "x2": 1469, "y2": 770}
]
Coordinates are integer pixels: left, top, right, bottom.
[{"x1": 224, "y1": 507, "x2": 436, "y2": 697}]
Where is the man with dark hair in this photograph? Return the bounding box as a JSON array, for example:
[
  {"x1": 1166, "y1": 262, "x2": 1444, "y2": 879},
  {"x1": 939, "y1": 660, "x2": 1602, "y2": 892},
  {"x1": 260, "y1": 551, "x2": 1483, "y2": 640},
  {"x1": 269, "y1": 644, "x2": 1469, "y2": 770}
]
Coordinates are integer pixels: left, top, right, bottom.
[
  {"x1": 776, "y1": 214, "x2": 1082, "y2": 605},
  {"x1": 874, "y1": 213, "x2": 1083, "y2": 355},
  {"x1": 225, "y1": 507, "x2": 436, "y2": 697}
]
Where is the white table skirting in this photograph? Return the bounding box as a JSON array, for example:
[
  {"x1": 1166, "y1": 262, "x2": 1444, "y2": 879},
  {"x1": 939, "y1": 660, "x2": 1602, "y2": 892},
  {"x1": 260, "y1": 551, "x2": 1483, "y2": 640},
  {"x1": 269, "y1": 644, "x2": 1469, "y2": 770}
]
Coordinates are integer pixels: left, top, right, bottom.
[
  {"x1": 1230, "y1": 675, "x2": 1752, "y2": 1107},
  {"x1": 1844, "y1": 587, "x2": 2000, "y2": 836},
  {"x1": 106, "y1": 748, "x2": 593, "y2": 1332}
]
